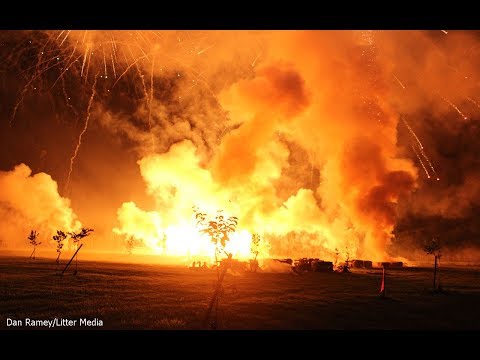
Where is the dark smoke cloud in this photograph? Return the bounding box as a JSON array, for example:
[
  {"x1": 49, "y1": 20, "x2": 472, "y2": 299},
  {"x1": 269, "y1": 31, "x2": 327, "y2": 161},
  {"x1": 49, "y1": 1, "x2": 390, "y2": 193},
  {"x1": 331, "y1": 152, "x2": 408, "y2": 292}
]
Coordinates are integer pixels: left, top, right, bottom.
[{"x1": 1, "y1": 30, "x2": 480, "y2": 261}]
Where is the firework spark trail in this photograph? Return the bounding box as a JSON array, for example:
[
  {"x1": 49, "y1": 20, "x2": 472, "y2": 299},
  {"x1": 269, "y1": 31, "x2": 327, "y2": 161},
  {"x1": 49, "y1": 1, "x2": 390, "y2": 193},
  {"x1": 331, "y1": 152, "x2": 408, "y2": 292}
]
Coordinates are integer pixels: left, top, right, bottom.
[
  {"x1": 402, "y1": 117, "x2": 440, "y2": 180},
  {"x1": 411, "y1": 145, "x2": 430, "y2": 179},
  {"x1": 148, "y1": 56, "x2": 155, "y2": 152},
  {"x1": 125, "y1": 46, "x2": 150, "y2": 116},
  {"x1": 447, "y1": 65, "x2": 469, "y2": 80},
  {"x1": 60, "y1": 75, "x2": 77, "y2": 117},
  {"x1": 23, "y1": 52, "x2": 71, "y2": 75},
  {"x1": 136, "y1": 30, "x2": 152, "y2": 49},
  {"x1": 56, "y1": 30, "x2": 65, "y2": 41},
  {"x1": 402, "y1": 117, "x2": 424, "y2": 149},
  {"x1": 51, "y1": 53, "x2": 83, "y2": 90},
  {"x1": 65, "y1": 74, "x2": 98, "y2": 192},
  {"x1": 84, "y1": 50, "x2": 93, "y2": 83},
  {"x1": 197, "y1": 44, "x2": 215, "y2": 55},
  {"x1": 102, "y1": 46, "x2": 107, "y2": 78},
  {"x1": 80, "y1": 45, "x2": 89, "y2": 77},
  {"x1": 417, "y1": 144, "x2": 440, "y2": 180},
  {"x1": 438, "y1": 92, "x2": 468, "y2": 120},
  {"x1": 109, "y1": 35, "x2": 119, "y2": 79},
  {"x1": 252, "y1": 52, "x2": 261, "y2": 67},
  {"x1": 59, "y1": 30, "x2": 71, "y2": 47},
  {"x1": 110, "y1": 53, "x2": 117, "y2": 79},
  {"x1": 9, "y1": 35, "x2": 71, "y2": 125},
  {"x1": 393, "y1": 74, "x2": 405, "y2": 89},
  {"x1": 109, "y1": 34, "x2": 118, "y2": 57},
  {"x1": 467, "y1": 96, "x2": 480, "y2": 109},
  {"x1": 10, "y1": 53, "x2": 69, "y2": 126},
  {"x1": 133, "y1": 37, "x2": 150, "y2": 61},
  {"x1": 112, "y1": 53, "x2": 149, "y2": 87},
  {"x1": 111, "y1": 41, "x2": 149, "y2": 88},
  {"x1": 60, "y1": 38, "x2": 79, "y2": 68},
  {"x1": 136, "y1": 63, "x2": 149, "y2": 103}
]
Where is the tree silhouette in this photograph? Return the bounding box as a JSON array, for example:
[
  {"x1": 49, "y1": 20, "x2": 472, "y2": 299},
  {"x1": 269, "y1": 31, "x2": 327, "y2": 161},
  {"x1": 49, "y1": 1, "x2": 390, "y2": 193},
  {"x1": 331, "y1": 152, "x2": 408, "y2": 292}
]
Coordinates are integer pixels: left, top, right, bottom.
[
  {"x1": 193, "y1": 207, "x2": 238, "y2": 266},
  {"x1": 53, "y1": 230, "x2": 67, "y2": 264},
  {"x1": 250, "y1": 233, "x2": 261, "y2": 272},
  {"x1": 68, "y1": 228, "x2": 94, "y2": 275},
  {"x1": 28, "y1": 230, "x2": 41, "y2": 259},
  {"x1": 193, "y1": 206, "x2": 238, "y2": 330},
  {"x1": 424, "y1": 237, "x2": 442, "y2": 290},
  {"x1": 125, "y1": 235, "x2": 144, "y2": 255},
  {"x1": 342, "y1": 247, "x2": 351, "y2": 273},
  {"x1": 334, "y1": 248, "x2": 339, "y2": 267}
]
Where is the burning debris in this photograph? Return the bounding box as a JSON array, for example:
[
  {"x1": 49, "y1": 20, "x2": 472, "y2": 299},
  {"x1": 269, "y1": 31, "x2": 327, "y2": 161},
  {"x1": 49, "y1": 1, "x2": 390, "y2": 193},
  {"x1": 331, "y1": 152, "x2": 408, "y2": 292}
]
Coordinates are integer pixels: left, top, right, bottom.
[
  {"x1": 273, "y1": 257, "x2": 404, "y2": 274},
  {"x1": 292, "y1": 258, "x2": 334, "y2": 273},
  {"x1": 350, "y1": 260, "x2": 373, "y2": 269},
  {"x1": 273, "y1": 258, "x2": 335, "y2": 273}
]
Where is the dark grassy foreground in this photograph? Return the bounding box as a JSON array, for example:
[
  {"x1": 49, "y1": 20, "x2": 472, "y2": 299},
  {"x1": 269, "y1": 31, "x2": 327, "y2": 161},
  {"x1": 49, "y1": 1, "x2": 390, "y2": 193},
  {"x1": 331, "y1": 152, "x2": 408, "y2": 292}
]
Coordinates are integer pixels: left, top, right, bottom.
[{"x1": 1, "y1": 256, "x2": 480, "y2": 330}]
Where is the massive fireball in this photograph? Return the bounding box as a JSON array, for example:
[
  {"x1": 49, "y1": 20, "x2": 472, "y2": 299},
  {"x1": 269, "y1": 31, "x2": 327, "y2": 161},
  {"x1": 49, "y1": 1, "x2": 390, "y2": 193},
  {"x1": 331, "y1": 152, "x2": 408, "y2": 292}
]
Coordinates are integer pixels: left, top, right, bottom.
[{"x1": 2, "y1": 30, "x2": 480, "y2": 264}]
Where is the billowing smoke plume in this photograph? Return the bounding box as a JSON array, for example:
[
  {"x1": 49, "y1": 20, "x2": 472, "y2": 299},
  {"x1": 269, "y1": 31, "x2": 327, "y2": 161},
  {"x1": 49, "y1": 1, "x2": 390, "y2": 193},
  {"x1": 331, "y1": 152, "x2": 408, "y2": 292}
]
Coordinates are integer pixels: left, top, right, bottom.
[
  {"x1": 0, "y1": 164, "x2": 81, "y2": 248},
  {"x1": 112, "y1": 33, "x2": 418, "y2": 261},
  {"x1": 2, "y1": 30, "x2": 480, "y2": 262}
]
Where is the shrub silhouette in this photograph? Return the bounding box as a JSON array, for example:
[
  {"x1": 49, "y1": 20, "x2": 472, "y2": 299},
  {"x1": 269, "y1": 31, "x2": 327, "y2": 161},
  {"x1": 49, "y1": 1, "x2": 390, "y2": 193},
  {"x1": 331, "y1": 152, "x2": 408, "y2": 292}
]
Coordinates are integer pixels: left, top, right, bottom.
[
  {"x1": 28, "y1": 230, "x2": 41, "y2": 260},
  {"x1": 424, "y1": 237, "x2": 442, "y2": 291},
  {"x1": 53, "y1": 230, "x2": 67, "y2": 264}
]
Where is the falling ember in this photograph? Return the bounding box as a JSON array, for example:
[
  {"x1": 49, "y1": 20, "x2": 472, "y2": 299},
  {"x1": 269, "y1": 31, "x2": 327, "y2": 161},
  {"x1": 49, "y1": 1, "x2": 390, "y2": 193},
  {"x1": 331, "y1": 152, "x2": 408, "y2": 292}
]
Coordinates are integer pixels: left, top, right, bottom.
[
  {"x1": 411, "y1": 145, "x2": 430, "y2": 179},
  {"x1": 148, "y1": 56, "x2": 155, "y2": 152},
  {"x1": 251, "y1": 52, "x2": 261, "y2": 67},
  {"x1": 402, "y1": 118, "x2": 439, "y2": 178},
  {"x1": 197, "y1": 44, "x2": 215, "y2": 55},
  {"x1": 393, "y1": 74, "x2": 405, "y2": 89},
  {"x1": 58, "y1": 30, "x2": 71, "y2": 47},
  {"x1": 467, "y1": 97, "x2": 480, "y2": 110},
  {"x1": 438, "y1": 93, "x2": 468, "y2": 120},
  {"x1": 402, "y1": 117, "x2": 424, "y2": 149},
  {"x1": 80, "y1": 44, "x2": 89, "y2": 77},
  {"x1": 417, "y1": 145, "x2": 439, "y2": 180},
  {"x1": 102, "y1": 46, "x2": 107, "y2": 78},
  {"x1": 55, "y1": 30, "x2": 66, "y2": 41}
]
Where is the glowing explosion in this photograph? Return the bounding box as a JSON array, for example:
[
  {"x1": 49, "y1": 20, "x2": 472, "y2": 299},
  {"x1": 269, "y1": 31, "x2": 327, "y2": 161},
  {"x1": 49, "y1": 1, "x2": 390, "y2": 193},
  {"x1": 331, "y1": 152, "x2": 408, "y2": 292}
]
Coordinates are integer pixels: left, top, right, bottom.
[{"x1": 2, "y1": 30, "x2": 480, "y2": 265}]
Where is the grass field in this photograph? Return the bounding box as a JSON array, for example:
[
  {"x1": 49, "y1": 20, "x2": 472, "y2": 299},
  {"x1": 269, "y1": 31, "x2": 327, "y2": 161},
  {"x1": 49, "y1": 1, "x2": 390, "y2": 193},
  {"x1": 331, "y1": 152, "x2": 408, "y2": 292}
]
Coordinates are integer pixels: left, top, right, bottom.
[{"x1": 1, "y1": 256, "x2": 479, "y2": 330}]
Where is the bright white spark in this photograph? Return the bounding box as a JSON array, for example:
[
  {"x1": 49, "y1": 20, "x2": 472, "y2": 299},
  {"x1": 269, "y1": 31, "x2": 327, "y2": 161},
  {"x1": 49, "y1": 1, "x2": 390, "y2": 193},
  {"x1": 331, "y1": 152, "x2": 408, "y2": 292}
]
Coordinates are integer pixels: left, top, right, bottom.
[
  {"x1": 402, "y1": 117, "x2": 424, "y2": 149},
  {"x1": 148, "y1": 56, "x2": 155, "y2": 152},
  {"x1": 252, "y1": 52, "x2": 261, "y2": 67},
  {"x1": 59, "y1": 30, "x2": 71, "y2": 47},
  {"x1": 393, "y1": 74, "x2": 405, "y2": 89},
  {"x1": 412, "y1": 145, "x2": 430, "y2": 179},
  {"x1": 439, "y1": 94, "x2": 468, "y2": 120},
  {"x1": 467, "y1": 97, "x2": 480, "y2": 109},
  {"x1": 197, "y1": 44, "x2": 215, "y2": 55}
]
